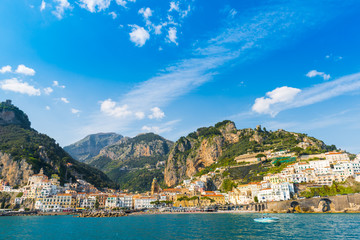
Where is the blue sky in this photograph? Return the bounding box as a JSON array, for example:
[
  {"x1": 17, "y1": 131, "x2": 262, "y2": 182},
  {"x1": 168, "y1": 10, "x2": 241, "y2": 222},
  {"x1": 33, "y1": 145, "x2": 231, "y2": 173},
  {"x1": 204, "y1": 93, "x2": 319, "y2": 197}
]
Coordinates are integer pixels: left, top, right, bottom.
[{"x1": 1, "y1": 0, "x2": 360, "y2": 153}]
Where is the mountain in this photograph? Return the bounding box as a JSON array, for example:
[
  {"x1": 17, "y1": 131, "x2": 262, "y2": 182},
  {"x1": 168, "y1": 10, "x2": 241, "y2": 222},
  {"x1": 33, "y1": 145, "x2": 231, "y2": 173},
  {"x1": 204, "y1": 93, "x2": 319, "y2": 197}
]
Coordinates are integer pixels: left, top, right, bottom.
[
  {"x1": 164, "y1": 120, "x2": 336, "y2": 186},
  {"x1": 0, "y1": 100, "x2": 115, "y2": 189},
  {"x1": 86, "y1": 133, "x2": 173, "y2": 192},
  {"x1": 64, "y1": 133, "x2": 123, "y2": 162}
]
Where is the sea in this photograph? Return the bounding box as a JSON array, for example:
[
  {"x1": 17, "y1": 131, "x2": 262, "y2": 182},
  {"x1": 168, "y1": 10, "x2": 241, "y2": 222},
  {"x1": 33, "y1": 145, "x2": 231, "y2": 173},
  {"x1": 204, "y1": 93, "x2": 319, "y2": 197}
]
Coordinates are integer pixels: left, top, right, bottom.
[{"x1": 0, "y1": 213, "x2": 359, "y2": 239}]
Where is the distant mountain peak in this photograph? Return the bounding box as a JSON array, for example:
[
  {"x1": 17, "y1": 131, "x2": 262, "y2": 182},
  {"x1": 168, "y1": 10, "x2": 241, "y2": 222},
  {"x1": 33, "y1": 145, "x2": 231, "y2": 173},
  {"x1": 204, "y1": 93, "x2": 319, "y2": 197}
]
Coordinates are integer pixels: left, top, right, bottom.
[{"x1": 64, "y1": 132, "x2": 123, "y2": 162}]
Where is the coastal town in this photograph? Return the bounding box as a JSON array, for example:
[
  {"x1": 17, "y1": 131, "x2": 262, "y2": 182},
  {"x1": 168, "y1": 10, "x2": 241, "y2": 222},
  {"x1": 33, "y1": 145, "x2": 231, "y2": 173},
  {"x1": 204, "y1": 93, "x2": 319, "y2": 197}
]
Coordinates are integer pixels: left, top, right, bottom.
[{"x1": 1, "y1": 151, "x2": 360, "y2": 215}]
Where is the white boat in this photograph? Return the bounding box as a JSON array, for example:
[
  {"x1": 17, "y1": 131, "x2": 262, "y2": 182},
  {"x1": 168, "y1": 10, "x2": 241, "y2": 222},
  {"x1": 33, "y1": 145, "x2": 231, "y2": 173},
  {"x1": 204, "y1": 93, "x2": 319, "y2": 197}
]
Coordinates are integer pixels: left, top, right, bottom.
[{"x1": 253, "y1": 217, "x2": 279, "y2": 223}]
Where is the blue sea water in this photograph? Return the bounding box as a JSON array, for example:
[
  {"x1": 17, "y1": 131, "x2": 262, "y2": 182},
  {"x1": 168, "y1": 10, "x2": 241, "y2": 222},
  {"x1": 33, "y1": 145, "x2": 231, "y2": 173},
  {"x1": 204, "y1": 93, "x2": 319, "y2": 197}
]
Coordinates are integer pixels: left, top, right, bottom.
[{"x1": 0, "y1": 213, "x2": 359, "y2": 240}]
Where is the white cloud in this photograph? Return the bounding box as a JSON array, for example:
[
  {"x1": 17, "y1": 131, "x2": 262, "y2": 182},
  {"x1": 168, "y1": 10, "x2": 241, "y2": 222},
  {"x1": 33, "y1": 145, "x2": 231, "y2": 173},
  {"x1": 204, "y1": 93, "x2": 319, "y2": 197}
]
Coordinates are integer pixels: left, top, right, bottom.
[
  {"x1": 306, "y1": 70, "x2": 330, "y2": 80},
  {"x1": 135, "y1": 111, "x2": 145, "y2": 119},
  {"x1": 71, "y1": 108, "x2": 80, "y2": 114},
  {"x1": 40, "y1": 0, "x2": 46, "y2": 11},
  {"x1": 129, "y1": 25, "x2": 150, "y2": 47},
  {"x1": 79, "y1": 0, "x2": 111, "y2": 13},
  {"x1": 148, "y1": 107, "x2": 165, "y2": 119},
  {"x1": 61, "y1": 97, "x2": 70, "y2": 103},
  {"x1": 167, "y1": 27, "x2": 178, "y2": 45},
  {"x1": 45, "y1": 106, "x2": 51, "y2": 110},
  {"x1": 53, "y1": 80, "x2": 65, "y2": 88},
  {"x1": 109, "y1": 11, "x2": 117, "y2": 19},
  {"x1": 116, "y1": 0, "x2": 135, "y2": 8},
  {"x1": 141, "y1": 120, "x2": 179, "y2": 134},
  {"x1": 44, "y1": 87, "x2": 53, "y2": 95},
  {"x1": 229, "y1": 9, "x2": 237, "y2": 18},
  {"x1": 0, "y1": 78, "x2": 41, "y2": 96},
  {"x1": 138, "y1": 7, "x2": 152, "y2": 19},
  {"x1": 252, "y1": 87, "x2": 301, "y2": 116},
  {"x1": 116, "y1": 0, "x2": 127, "y2": 7},
  {"x1": 252, "y1": 72, "x2": 360, "y2": 116},
  {"x1": 142, "y1": 125, "x2": 160, "y2": 133},
  {"x1": 15, "y1": 64, "x2": 36, "y2": 76},
  {"x1": 0, "y1": 65, "x2": 12, "y2": 74},
  {"x1": 52, "y1": 0, "x2": 71, "y2": 19},
  {"x1": 153, "y1": 25, "x2": 162, "y2": 35},
  {"x1": 169, "y1": 1, "x2": 179, "y2": 12},
  {"x1": 100, "y1": 99, "x2": 132, "y2": 118}
]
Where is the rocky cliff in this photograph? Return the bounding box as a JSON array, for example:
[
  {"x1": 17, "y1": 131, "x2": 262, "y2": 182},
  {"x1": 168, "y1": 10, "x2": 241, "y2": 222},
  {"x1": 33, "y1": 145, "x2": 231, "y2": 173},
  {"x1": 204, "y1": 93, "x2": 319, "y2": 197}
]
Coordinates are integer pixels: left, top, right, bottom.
[
  {"x1": 0, "y1": 152, "x2": 33, "y2": 186},
  {"x1": 64, "y1": 133, "x2": 123, "y2": 162},
  {"x1": 0, "y1": 100, "x2": 30, "y2": 129},
  {"x1": 0, "y1": 100, "x2": 115, "y2": 189},
  {"x1": 164, "y1": 120, "x2": 333, "y2": 186}
]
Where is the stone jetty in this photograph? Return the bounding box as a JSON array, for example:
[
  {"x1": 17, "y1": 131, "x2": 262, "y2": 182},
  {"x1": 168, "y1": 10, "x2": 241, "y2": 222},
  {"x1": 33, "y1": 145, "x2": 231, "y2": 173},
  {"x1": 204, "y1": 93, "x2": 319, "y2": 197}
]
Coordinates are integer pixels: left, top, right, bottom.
[{"x1": 76, "y1": 211, "x2": 128, "y2": 218}]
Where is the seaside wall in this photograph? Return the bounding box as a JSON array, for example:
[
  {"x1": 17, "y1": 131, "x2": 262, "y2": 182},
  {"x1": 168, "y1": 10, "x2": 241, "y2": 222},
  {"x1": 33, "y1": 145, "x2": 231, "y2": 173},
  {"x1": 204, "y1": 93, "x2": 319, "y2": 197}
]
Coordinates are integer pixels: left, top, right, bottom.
[{"x1": 264, "y1": 193, "x2": 360, "y2": 213}]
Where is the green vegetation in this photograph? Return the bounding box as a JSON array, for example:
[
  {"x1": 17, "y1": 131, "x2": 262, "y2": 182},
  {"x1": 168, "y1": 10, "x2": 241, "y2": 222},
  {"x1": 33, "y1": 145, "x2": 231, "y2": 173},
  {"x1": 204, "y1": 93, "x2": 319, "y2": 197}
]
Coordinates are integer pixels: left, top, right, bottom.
[
  {"x1": 107, "y1": 168, "x2": 164, "y2": 193},
  {"x1": 201, "y1": 196, "x2": 215, "y2": 203},
  {"x1": 300, "y1": 181, "x2": 360, "y2": 198},
  {"x1": 16, "y1": 192, "x2": 23, "y2": 198},
  {"x1": 221, "y1": 179, "x2": 236, "y2": 192}
]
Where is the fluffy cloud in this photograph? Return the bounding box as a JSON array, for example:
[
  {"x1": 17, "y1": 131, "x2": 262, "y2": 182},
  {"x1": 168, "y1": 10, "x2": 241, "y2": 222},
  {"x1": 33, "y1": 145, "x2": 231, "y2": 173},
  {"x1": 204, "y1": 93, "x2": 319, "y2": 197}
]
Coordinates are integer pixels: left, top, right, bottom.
[
  {"x1": 135, "y1": 111, "x2": 145, "y2": 119},
  {"x1": 115, "y1": 0, "x2": 136, "y2": 8},
  {"x1": 252, "y1": 72, "x2": 360, "y2": 117},
  {"x1": 0, "y1": 65, "x2": 12, "y2": 74},
  {"x1": 53, "y1": 80, "x2": 65, "y2": 88},
  {"x1": 15, "y1": 64, "x2": 36, "y2": 76},
  {"x1": 138, "y1": 7, "x2": 152, "y2": 19},
  {"x1": 40, "y1": 0, "x2": 46, "y2": 11},
  {"x1": 141, "y1": 125, "x2": 160, "y2": 133},
  {"x1": 167, "y1": 27, "x2": 178, "y2": 45},
  {"x1": 60, "y1": 97, "x2": 70, "y2": 103},
  {"x1": 71, "y1": 108, "x2": 80, "y2": 114},
  {"x1": 169, "y1": 1, "x2": 179, "y2": 12},
  {"x1": 52, "y1": 0, "x2": 71, "y2": 19},
  {"x1": 252, "y1": 86, "x2": 301, "y2": 116},
  {"x1": 100, "y1": 99, "x2": 132, "y2": 118},
  {"x1": 0, "y1": 78, "x2": 41, "y2": 96},
  {"x1": 44, "y1": 87, "x2": 53, "y2": 95},
  {"x1": 109, "y1": 11, "x2": 117, "y2": 19},
  {"x1": 306, "y1": 70, "x2": 330, "y2": 80},
  {"x1": 148, "y1": 107, "x2": 165, "y2": 119},
  {"x1": 45, "y1": 106, "x2": 51, "y2": 110},
  {"x1": 79, "y1": 0, "x2": 111, "y2": 13},
  {"x1": 129, "y1": 25, "x2": 150, "y2": 47}
]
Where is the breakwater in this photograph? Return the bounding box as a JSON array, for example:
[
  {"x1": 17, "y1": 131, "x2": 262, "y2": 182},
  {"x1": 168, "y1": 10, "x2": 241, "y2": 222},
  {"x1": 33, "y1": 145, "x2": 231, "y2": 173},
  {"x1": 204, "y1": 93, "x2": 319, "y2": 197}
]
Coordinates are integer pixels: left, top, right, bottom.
[{"x1": 76, "y1": 211, "x2": 127, "y2": 218}]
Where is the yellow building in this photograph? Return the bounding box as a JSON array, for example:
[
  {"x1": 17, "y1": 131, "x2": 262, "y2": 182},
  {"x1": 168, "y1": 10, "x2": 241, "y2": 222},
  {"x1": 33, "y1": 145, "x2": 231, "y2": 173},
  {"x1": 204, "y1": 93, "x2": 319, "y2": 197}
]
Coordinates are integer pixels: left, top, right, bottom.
[{"x1": 201, "y1": 194, "x2": 225, "y2": 206}]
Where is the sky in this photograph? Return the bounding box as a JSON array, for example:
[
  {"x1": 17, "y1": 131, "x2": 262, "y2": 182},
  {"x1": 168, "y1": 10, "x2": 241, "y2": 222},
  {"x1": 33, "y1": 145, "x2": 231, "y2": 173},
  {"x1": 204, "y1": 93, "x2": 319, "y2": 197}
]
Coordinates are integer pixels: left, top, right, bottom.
[{"x1": 1, "y1": 0, "x2": 360, "y2": 153}]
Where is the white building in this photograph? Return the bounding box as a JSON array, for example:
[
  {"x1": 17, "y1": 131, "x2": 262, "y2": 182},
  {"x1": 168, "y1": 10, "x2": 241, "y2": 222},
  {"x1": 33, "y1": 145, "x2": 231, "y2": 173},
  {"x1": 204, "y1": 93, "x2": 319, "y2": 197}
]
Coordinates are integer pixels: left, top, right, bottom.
[
  {"x1": 134, "y1": 197, "x2": 157, "y2": 209},
  {"x1": 257, "y1": 182, "x2": 294, "y2": 203}
]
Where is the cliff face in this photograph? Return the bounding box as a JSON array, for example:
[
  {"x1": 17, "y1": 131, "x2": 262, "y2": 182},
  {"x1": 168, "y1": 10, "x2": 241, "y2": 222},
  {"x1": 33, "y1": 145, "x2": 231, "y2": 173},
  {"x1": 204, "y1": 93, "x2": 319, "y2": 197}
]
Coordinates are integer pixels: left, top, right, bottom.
[
  {"x1": 0, "y1": 152, "x2": 33, "y2": 186},
  {"x1": 0, "y1": 100, "x2": 30, "y2": 129},
  {"x1": 164, "y1": 121, "x2": 236, "y2": 186},
  {"x1": 164, "y1": 121, "x2": 331, "y2": 187},
  {"x1": 64, "y1": 133, "x2": 123, "y2": 162}
]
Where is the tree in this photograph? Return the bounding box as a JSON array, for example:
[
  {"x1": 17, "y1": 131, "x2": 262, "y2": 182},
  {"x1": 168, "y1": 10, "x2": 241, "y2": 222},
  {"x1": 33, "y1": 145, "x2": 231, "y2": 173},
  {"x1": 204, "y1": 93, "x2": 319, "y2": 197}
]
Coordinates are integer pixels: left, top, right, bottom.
[
  {"x1": 95, "y1": 200, "x2": 99, "y2": 209},
  {"x1": 274, "y1": 161, "x2": 281, "y2": 167},
  {"x1": 254, "y1": 196, "x2": 258, "y2": 203}
]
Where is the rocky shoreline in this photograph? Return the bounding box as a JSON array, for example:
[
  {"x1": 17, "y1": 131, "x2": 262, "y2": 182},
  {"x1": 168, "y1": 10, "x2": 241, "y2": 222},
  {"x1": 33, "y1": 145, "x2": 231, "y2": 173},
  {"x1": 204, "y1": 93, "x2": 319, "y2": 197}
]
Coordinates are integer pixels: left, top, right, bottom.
[{"x1": 75, "y1": 211, "x2": 128, "y2": 218}]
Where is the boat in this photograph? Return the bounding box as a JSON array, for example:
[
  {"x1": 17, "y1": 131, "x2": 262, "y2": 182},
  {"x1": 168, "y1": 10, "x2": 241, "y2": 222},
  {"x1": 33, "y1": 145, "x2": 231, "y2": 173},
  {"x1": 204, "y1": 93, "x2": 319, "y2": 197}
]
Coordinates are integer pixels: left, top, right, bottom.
[{"x1": 253, "y1": 216, "x2": 279, "y2": 223}]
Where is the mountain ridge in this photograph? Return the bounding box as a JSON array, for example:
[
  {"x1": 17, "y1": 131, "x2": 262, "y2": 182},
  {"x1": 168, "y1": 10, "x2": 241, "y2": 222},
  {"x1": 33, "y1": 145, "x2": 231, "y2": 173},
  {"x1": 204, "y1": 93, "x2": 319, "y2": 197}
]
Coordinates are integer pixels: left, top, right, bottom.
[{"x1": 0, "y1": 100, "x2": 115, "y2": 189}]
